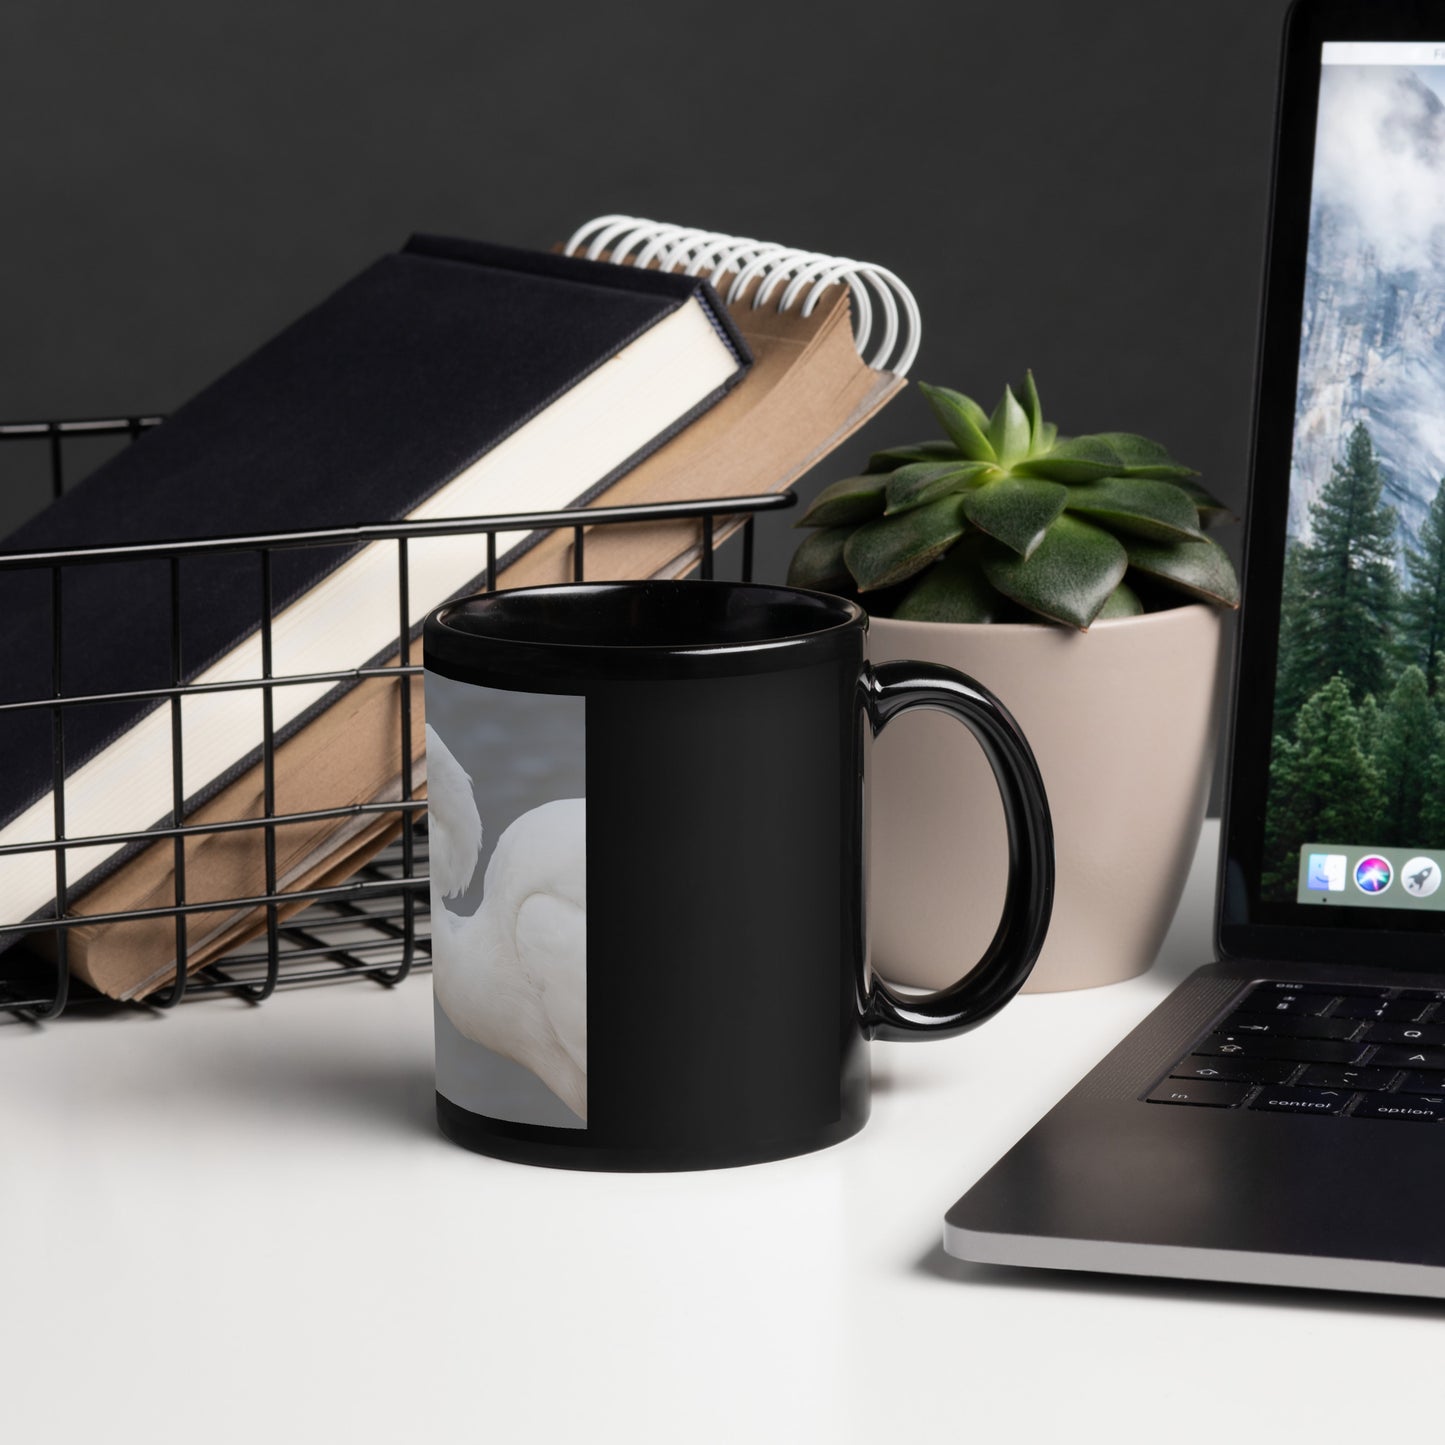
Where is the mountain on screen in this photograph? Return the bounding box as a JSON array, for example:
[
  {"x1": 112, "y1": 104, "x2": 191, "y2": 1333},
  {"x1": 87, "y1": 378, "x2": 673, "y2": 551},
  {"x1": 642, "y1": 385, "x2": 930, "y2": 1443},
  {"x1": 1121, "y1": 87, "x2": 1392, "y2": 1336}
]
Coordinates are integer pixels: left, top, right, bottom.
[{"x1": 1291, "y1": 65, "x2": 1445, "y2": 559}]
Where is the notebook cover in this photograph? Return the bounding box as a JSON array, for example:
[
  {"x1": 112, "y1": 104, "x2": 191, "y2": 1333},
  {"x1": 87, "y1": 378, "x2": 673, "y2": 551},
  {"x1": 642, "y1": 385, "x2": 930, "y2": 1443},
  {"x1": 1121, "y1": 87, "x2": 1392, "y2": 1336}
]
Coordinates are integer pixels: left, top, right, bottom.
[
  {"x1": 0, "y1": 237, "x2": 748, "y2": 858},
  {"x1": 490, "y1": 277, "x2": 905, "y2": 589}
]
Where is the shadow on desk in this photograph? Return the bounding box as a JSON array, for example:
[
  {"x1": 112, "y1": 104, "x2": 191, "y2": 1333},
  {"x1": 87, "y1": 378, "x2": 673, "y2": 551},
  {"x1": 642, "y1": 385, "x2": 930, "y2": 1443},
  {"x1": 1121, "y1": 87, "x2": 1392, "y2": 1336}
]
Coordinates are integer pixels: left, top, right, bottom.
[
  {"x1": 201, "y1": 1048, "x2": 439, "y2": 1140},
  {"x1": 915, "y1": 1241, "x2": 1445, "y2": 1318}
]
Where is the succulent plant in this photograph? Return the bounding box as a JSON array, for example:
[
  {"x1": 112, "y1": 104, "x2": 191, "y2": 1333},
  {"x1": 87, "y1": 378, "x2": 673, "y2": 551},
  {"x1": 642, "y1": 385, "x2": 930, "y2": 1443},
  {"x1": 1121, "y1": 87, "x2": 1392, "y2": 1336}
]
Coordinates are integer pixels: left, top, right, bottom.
[{"x1": 787, "y1": 374, "x2": 1239, "y2": 629}]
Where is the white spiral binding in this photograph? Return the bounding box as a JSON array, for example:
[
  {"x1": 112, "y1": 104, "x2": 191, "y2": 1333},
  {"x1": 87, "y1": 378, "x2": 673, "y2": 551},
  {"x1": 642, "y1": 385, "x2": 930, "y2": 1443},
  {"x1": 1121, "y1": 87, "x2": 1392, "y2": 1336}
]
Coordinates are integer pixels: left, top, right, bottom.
[{"x1": 562, "y1": 214, "x2": 921, "y2": 376}]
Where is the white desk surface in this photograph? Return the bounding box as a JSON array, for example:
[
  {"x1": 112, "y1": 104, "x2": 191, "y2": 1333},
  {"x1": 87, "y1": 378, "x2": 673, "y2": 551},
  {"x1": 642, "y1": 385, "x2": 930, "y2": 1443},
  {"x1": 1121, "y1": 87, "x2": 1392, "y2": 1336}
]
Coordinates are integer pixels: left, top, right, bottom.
[{"x1": 5, "y1": 818, "x2": 1441, "y2": 1445}]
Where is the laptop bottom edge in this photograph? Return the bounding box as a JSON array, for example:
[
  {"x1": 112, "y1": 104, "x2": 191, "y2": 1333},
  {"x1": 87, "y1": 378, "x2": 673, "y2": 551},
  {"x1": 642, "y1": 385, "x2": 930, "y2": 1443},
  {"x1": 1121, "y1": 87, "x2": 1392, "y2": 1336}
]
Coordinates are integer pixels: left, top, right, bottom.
[{"x1": 943, "y1": 1222, "x2": 1445, "y2": 1299}]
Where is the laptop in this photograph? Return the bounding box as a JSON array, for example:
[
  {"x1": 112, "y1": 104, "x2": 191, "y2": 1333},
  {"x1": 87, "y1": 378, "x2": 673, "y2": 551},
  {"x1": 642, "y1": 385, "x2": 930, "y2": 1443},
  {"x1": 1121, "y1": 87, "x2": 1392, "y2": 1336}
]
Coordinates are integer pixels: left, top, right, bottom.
[{"x1": 943, "y1": 0, "x2": 1445, "y2": 1299}]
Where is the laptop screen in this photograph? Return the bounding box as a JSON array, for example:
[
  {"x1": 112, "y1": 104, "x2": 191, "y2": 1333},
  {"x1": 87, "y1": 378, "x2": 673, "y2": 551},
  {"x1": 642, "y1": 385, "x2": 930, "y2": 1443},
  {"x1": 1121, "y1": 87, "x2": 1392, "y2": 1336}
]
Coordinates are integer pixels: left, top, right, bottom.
[{"x1": 1263, "y1": 40, "x2": 1445, "y2": 919}]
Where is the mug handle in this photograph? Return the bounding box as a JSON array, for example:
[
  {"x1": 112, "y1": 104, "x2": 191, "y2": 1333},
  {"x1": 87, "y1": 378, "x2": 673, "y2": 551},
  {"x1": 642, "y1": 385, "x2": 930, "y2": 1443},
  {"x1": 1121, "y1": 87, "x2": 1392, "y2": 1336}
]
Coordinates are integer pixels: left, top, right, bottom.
[{"x1": 860, "y1": 659, "x2": 1055, "y2": 1041}]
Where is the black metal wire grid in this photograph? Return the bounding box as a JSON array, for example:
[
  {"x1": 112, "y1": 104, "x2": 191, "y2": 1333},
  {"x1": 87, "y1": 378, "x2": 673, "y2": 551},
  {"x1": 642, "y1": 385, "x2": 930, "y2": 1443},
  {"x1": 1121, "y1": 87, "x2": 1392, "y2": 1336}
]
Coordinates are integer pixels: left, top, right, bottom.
[{"x1": 0, "y1": 415, "x2": 794, "y2": 1022}]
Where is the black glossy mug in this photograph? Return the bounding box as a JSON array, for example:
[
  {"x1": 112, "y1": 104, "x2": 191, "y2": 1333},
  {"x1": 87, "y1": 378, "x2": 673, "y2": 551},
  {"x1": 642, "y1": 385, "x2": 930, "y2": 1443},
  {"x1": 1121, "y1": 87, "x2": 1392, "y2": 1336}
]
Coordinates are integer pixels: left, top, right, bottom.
[{"x1": 422, "y1": 580, "x2": 1053, "y2": 1170}]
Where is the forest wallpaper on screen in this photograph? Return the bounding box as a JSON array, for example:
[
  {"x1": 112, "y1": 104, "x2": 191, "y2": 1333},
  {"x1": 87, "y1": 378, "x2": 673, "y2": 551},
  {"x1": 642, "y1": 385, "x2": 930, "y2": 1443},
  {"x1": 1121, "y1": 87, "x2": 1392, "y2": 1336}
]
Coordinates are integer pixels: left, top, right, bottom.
[{"x1": 1263, "y1": 60, "x2": 1445, "y2": 899}]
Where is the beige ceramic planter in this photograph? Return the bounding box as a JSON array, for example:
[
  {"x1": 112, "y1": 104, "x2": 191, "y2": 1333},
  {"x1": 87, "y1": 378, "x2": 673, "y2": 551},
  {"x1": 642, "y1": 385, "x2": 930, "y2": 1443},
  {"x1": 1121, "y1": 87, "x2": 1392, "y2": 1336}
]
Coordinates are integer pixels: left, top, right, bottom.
[{"x1": 867, "y1": 605, "x2": 1224, "y2": 993}]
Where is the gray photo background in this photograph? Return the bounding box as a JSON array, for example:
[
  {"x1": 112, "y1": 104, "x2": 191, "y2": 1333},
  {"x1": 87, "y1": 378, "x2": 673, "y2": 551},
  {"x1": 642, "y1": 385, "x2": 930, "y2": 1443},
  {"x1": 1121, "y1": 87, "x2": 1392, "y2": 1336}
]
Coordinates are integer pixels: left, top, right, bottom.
[
  {"x1": 424, "y1": 676, "x2": 586, "y2": 919},
  {"x1": 0, "y1": 0, "x2": 1296, "y2": 806},
  {"x1": 426, "y1": 673, "x2": 586, "y2": 1129}
]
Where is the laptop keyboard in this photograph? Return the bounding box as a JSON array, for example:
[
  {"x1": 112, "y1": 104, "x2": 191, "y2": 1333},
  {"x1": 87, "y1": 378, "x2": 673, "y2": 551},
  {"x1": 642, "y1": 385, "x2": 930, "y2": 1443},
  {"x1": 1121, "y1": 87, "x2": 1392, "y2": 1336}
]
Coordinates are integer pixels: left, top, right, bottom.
[{"x1": 1147, "y1": 981, "x2": 1445, "y2": 1120}]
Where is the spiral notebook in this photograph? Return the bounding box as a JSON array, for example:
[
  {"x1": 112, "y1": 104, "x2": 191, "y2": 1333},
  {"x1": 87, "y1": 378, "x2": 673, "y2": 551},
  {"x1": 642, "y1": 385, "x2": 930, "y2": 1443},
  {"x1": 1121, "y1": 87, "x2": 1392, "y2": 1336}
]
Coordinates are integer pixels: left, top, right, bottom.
[
  {"x1": 496, "y1": 214, "x2": 919, "y2": 587},
  {"x1": 44, "y1": 218, "x2": 919, "y2": 999}
]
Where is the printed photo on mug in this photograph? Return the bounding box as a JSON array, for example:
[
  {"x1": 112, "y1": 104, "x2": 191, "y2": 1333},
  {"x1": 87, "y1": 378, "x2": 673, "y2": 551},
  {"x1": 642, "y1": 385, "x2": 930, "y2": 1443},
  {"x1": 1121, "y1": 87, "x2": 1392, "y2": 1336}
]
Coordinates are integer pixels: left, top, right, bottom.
[{"x1": 425, "y1": 674, "x2": 588, "y2": 1129}]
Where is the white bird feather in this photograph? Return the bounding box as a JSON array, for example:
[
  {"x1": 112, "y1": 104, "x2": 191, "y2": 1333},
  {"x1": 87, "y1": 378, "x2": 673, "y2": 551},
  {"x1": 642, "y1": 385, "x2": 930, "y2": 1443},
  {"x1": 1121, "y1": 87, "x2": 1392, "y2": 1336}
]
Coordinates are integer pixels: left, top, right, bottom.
[
  {"x1": 425, "y1": 723, "x2": 484, "y2": 899},
  {"x1": 427, "y1": 726, "x2": 588, "y2": 1120}
]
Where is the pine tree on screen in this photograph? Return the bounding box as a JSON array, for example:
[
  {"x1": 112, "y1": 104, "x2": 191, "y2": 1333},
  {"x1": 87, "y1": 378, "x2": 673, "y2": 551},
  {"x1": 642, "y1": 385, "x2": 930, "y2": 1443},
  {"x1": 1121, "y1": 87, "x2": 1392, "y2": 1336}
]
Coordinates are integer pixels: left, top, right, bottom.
[
  {"x1": 1373, "y1": 665, "x2": 1439, "y2": 846},
  {"x1": 1420, "y1": 753, "x2": 1445, "y2": 845},
  {"x1": 1275, "y1": 423, "x2": 1398, "y2": 716},
  {"x1": 1273, "y1": 542, "x2": 1310, "y2": 733},
  {"x1": 1262, "y1": 674, "x2": 1383, "y2": 894},
  {"x1": 1400, "y1": 479, "x2": 1445, "y2": 695},
  {"x1": 1356, "y1": 691, "x2": 1381, "y2": 761}
]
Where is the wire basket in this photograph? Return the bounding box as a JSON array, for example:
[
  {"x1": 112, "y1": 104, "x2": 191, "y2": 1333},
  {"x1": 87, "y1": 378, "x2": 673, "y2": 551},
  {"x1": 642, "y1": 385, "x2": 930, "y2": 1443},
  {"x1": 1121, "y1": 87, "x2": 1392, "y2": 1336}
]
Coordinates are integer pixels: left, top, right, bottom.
[{"x1": 0, "y1": 415, "x2": 793, "y2": 1022}]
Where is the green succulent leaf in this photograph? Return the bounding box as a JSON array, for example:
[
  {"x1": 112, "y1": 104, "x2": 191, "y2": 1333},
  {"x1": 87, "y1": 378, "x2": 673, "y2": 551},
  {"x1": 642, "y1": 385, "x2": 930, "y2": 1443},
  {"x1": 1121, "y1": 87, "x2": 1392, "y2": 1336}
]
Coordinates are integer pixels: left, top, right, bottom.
[
  {"x1": 786, "y1": 526, "x2": 856, "y2": 591},
  {"x1": 1013, "y1": 434, "x2": 1127, "y2": 483},
  {"x1": 1088, "y1": 432, "x2": 1198, "y2": 480},
  {"x1": 1125, "y1": 535, "x2": 1240, "y2": 607},
  {"x1": 892, "y1": 545, "x2": 1001, "y2": 623},
  {"x1": 980, "y1": 514, "x2": 1129, "y2": 629},
  {"x1": 809, "y1": 375, "x2": 1233, "y2": 622},
  {"x1": 1096, "y1": 579, "x2": 1144, "y2": 619},
  {"x1": 961, "y1": 475, "x2": 1069, "y2": 558},
  {"x1": 1173, "y1": 477, "x2": 1235, "y2": 528},
  {"x1": 923, "y1": 384, "x2": 991, "y2": 433},
  {"x1": 796, "y1": 474, "x2": 888, "y2": 528},
  {"x1": 1063, "y1": 476, "x2": 1204, "y2": 543},
  {"x1": 866, "y1": 440, "x2": 965, "y2": 473},
  {"x1": 886, "y1": 460, "x2": 997, "y2": 515},
  {"x1": 844, "y1": 495, "x2": 967, "y2": 592},
  {"x1": 916, "y1": 383, "x2": 997, "y2": 462},
  {"x1": 987, "y1": 384, "x2": 1032, "y2": 464},
  {"x1": 1022, "y1": 371, "x2": 1044, "y2": 451}
]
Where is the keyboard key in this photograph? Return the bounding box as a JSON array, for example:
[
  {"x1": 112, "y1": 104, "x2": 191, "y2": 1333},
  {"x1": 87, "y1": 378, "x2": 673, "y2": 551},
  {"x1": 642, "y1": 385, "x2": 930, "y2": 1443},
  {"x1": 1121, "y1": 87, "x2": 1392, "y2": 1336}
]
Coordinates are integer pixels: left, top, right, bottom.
[
  {"x1": 1147, "y1": 1081, "x2": 1253, "y2": 1107},
  {"x1": 1362, "y1": 1022, "x2": 1445, "y2": 1046},
  {"x1": 1249, "y1": 1086, "x2": 1353, "y2": 1116},
  {"x1": 1353, "y1": 1097, "x2": 1445, "y2": 1122},
  {"x1": 1333, "y1": 998, "x2": 1432, "y2": 1022},
  {"x1": 1393, "y1": 990, "x2": 1445, "y2": 1004},
  {"x1": 1297, "y1": 1065, "x2": 1395, "y2": 1091},
  {"x1": 1223, "y1": 1016, "x2": 1362, "y2": 1041},
  {"x1": 1214, "y1": 1019, "x2": 1274, "y2": 1034},
  {"x1": 1368, "y1": 1046, "x2": 1445, "y2": 1069},
  {"x1": 1358, "y1": 1023, "x2": 1445, "y2": 1046},
  {"x1": 1231, "y1": 991, "x2": 1337, "y2": 1017},
  {"x1": 1398, "y1": 1071, "x2": 1445, "y2": 1096},
  {"x1": 1198, "y1": 1036, "x2": 1366, "y2": 1064},
  {"x1": 1170, "y1": 1056, "x2": 1295, "y2": 1085}
]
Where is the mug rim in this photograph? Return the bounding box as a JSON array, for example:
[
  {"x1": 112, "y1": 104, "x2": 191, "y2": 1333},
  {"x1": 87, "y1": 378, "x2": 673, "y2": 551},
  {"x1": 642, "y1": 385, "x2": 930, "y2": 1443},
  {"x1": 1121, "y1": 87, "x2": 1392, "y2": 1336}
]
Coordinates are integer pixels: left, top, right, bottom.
[{"x1": 423, "y1": 580, "x2": 868, "y2": 686}]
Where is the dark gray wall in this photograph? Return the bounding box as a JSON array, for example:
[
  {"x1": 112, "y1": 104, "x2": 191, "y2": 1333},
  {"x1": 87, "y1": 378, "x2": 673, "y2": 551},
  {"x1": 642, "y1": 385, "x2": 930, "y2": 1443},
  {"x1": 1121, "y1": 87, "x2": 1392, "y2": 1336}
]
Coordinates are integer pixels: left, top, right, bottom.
[{"x1": 1, "y1": 0, "x2": 1290, "y2": 586}]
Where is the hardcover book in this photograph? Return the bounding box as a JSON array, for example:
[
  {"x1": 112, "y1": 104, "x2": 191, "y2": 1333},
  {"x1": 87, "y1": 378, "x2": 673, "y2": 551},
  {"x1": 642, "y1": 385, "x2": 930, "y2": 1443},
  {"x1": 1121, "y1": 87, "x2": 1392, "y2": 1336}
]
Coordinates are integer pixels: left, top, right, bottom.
[{"x1": 0, "y1": 233, "x2": 749, "y2": 978}]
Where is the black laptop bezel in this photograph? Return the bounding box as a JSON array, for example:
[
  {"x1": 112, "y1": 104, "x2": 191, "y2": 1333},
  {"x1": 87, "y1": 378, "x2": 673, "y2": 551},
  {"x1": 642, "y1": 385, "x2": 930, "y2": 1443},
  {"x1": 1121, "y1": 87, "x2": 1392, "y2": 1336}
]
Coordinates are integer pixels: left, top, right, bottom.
[{"x1": 1219, "y1": 0, "x2": 1445, "y2": 970}]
